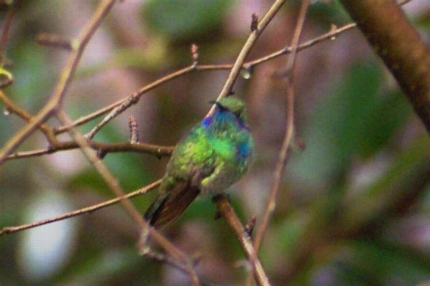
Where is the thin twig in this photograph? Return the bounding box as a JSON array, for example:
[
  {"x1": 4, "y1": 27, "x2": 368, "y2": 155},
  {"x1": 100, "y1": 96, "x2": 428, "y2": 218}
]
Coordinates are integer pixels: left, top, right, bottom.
[
  {"x1": 6, "y1": 140, "x2": 173, "y2": 161},
  {"x1": 52, "y1": 22, "x2": 357, "y2": 137},
  {"x1": 213, "y1": 195, "x2": 270, "y2": 286},
  {"x1": 2, "y1": 2, "x2": 380, "y2": 145},
  {"x1": 145, "y1": 227, "x2": 202, "y2": 286},
  {"x1": 245, "y1": 22, "x2": 356, "y2": 67},
  {"x1": 129, "y1": 116, "x2": 139, "y2": 144},
  {"x1": 56, "y1": 109, "x2": 201, "y2": 285},
  {"x1": 209, "y1": 0, "x2": 287, "y2": 116},
  {"x1": 56, "y1": 110, "x2": 145, "y2": 227},
  {"x1": 84, "y1": 2, "x2": 302, "y2": 138},
  {"x1": 340, "y1": 0, "x2": 430, "y2": 132},
  {"x1": 0, "y1": 13, "x2": 357, "y2": 159},
  {"x1": 0, "y1": 3, "x2": 14, "y2": 66},
  {"x1": 0, "y1": 180, "x2": 161, "y2": 236},
  {"x1": 35, "y1": 33, "x2": 76, "y2": 50},
  {"x1": 0, "y1": 0, "x2": 116, "y2": 165},
  {"x1": 0, "y1": 20, "x2": 359, "y2": 158},
  {"x1": 145, "y1": 249, "x2": 203, "y2": 283},
  {"x1": 84, "y1": 64, "x2": 198, "y2": 139},
  {"x1": 253, "y1": 0, "x2": 310, "y2": 260},
  {"x1": 2, "y1": 22, "x2": 360, "y2": 163},
  {"x1": 0, "y1": 90, "x2": 52, "y2": 135}
]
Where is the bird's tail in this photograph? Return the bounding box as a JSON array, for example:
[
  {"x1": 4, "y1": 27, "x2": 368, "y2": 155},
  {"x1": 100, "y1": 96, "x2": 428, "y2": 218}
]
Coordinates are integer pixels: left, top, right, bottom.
[{"x1": 144, "y1": 180, "x2": 200, "y2": 229}]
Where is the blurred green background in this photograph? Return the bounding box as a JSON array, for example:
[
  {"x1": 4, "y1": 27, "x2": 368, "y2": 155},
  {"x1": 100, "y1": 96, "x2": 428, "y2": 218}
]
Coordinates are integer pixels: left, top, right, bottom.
[{"x1": 1, "y1": 0, "x2": 430, "y2": 285}]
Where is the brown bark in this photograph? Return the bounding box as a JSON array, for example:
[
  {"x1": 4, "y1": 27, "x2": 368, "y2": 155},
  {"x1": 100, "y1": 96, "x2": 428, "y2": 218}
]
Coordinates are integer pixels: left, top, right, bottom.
[{"x1": 340, "y1": 0, "x2": 430, "y2": 132}]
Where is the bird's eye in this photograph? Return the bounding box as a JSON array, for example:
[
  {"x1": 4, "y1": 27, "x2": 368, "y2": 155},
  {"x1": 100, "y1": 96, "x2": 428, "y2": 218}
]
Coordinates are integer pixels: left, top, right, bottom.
[{"x1": 233, "y1": 111, "x2": 241, "y2": 118}]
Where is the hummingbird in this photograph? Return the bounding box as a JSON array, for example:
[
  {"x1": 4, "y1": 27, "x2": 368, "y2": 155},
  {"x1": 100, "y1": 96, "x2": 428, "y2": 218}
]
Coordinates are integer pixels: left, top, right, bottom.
[{"x1": 143, "y1": 96, "x2": 254, "y2": 230}]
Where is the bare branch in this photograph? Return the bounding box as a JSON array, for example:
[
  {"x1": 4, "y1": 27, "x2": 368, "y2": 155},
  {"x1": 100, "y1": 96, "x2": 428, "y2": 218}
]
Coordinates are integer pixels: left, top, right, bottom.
[
  {"x1": 213, "y1": 195, "x2": 271, "y2": 286},
  {"x1": 0, "y1": 3, "x2": 14, "y2": 66},
  {"x1": 340, "y1": 0, "x2": 430, "y2": 132},
  {"x1": 145, "y1": 249, "x2": 204, "y2": 283},
  {"x1": 0, "y1": 180, "x2": 161, "y2": 236},
  {"x1": 52, "y1": 22, "x2": 358, "y2": 138},
  {"x1": 35, "y1": 33, "x2": 76, "y2": 50},
  {"x1": 0, "y1": 90, "x2": 52, "y2": 135},
  {"x1": 191, "y1": 44, "x2": 199, "y2": 67},
  {"x1": 56, "y1": 109, "x2": 201, "y2": 285},
  {"x1": 253, "y1": 0, "x2": 310, "y2": 257},
  {"x1": 210, "y1": 0, "x2": 287, "y2": 115},
  {"x1": 0, "y1": 0, "x2": 117, "y2": 165},
  {"x1": 6, "y1": 139, "x2": 173, "y2": 161},
  {"x1": 128, "y1": 116, "x2": 139, "y2": 144}
]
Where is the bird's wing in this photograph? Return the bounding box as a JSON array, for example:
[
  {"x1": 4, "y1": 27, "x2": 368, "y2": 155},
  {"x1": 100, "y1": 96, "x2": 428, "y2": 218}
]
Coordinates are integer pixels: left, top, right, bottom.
[
  {"x1": 144, "y1": 125, "x2": 216, "y2": 229},
  {"x1": 167, "y1": 125, "x2": 217, "y2": 180},
  {"x1": 144, "y1": 180, "x2": 200, "y2": 229}
]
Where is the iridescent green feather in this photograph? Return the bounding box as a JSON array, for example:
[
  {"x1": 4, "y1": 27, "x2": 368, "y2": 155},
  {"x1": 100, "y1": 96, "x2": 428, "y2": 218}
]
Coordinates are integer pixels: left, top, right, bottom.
[{"x1": 144, "y1": 97, "x2": 254, "y2": 229}]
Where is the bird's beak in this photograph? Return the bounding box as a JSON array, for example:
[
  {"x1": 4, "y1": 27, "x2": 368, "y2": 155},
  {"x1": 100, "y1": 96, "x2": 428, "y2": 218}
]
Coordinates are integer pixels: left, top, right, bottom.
[{"x1": 209, "y1": 100, "x2": 225, "y2": 110}]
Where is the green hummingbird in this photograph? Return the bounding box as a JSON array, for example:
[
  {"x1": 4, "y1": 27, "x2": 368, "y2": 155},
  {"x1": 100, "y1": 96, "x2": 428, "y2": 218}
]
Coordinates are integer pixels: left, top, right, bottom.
[{"x1": 143, "y1": 96, "x2": 254, "y2": 230}]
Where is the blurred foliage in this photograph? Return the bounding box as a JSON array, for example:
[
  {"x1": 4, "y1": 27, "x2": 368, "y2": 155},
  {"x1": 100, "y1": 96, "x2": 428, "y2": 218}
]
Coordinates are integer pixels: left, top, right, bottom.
[
  {"x1": 292, "y1": 62, "x2": 412, "y2": 188},
  {"x1": 294, "y1": 0, "x2": 352, "y2": 26},
  {"x1": 0, "y1": 1, "x2": 430, "y2": 286},
  {"x1": 141, "y1": 0, "x2": 233, "y2": 42}
]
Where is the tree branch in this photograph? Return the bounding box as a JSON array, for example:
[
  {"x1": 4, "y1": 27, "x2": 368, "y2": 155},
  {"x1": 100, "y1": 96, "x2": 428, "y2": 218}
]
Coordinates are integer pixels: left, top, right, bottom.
[
  {"x1": 285, "y1": 141, "x2": 430, "y2": 282},
  {"x1": 340, "y1": 0, "x2": 430, "y2": 132},
  {"x1": 6, "y1": 140, "x2": 173, "y2": 161},
  {"x1": 0, "y1": 179, "x2": 161, "y2": 236},
  {"x1": 253, "y1": 0, "x2": 310, "y2": 257},
  {"x1": 0, "y1": 0, "x2": 116, "y2": 165},
  {"x1": 213, "y1": 195, "x2": 271, "y2": 286},
  {"x1": 209, "y1": 0, "x2": 287, "y2": 116}
]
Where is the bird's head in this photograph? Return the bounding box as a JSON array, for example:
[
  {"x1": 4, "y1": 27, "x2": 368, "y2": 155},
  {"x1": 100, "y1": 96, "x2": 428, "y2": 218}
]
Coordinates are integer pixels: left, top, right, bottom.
[{"x1": 214, "y1": 97, "x2": 248, "y2": 122}]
